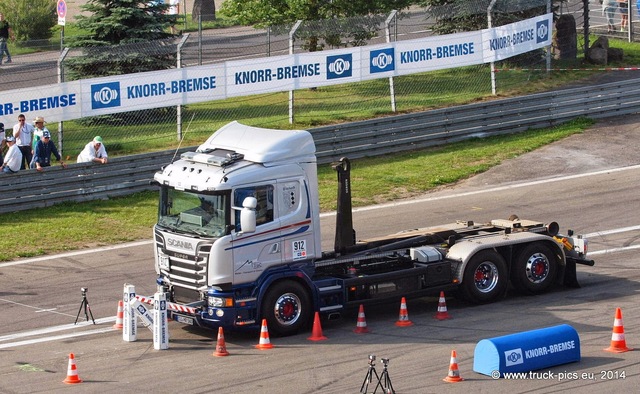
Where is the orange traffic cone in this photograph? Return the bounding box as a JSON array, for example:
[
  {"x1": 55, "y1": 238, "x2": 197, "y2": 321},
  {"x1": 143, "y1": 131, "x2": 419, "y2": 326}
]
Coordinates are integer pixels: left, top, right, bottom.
[
  {"x1": 443, "y1": 350, "x2": 464, "y2": 383},
  {"x1": 112, "y1": 300, "x2": 124, "y2": 329},
  {"x1": 255, "y1": 319, "x2": 274, "y2": 349},
  {"x1": 354, "y1": 304, "x2": 370, "y2": 334},
  {"x1": 434, "y1": 291, "x2": 451, "y2": 320},
  {"x1": 308, "y1": 311, "x2": 328, "y2": 341},
  {"x1": 213, "y1": 327, "x2": 230, "y2": 357},
  {"x1": 63, "y1": 353, "x2": 83, "y2": 384},
  {"x1": 395, "y1": 297, "x2": 413, "y2": 327},
  {"x1": 604, "y1": 308, "x2": 633, "y2": 353}
]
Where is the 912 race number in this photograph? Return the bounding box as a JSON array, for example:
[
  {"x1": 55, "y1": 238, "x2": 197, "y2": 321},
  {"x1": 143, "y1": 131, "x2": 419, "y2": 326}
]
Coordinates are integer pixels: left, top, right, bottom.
[{"x1": 292, "y1": 240, "x2": 307, "y2": 261}]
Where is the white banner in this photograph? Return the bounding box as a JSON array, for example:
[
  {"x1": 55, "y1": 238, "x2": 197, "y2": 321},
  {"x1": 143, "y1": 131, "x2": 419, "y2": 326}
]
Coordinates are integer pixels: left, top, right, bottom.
[
  {"x1": 80, "y1": 65, "x2": 226, "y2": 117},
  {"x1": 482, "y1": 13, "x2": 552, "y2": 63},
  {"x1": 0, "y1": 14, "x2": 552, "y2": 127}
]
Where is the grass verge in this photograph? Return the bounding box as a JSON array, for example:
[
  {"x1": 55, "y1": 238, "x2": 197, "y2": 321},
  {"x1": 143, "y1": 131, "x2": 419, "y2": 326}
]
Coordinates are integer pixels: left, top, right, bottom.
[{"x1": 0, "y1": 118, "x2": 593, "y2": 261}]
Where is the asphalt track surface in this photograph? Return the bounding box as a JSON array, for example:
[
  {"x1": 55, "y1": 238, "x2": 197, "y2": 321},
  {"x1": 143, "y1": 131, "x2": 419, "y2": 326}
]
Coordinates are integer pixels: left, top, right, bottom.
[{"x1": 1, "y1": 113, "x2": 640, "y2": 393}]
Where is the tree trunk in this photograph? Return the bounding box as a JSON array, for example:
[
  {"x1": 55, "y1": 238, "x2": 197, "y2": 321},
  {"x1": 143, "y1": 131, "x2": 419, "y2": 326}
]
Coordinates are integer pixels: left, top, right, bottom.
[{"x1": 192, "y1": 0, "x2": 216, "y2": 22}]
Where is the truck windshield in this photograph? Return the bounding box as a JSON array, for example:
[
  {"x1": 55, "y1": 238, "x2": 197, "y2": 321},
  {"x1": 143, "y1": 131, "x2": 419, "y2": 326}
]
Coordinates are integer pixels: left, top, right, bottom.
[{"x1": 158, "y1": 187, "x2": 230, "y2": 237}]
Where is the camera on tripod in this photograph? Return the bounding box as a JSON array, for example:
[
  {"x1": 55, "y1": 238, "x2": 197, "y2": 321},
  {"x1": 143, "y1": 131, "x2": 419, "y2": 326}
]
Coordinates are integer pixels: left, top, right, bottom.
[{"x1": 74, "y1": 287, "x2": 95, "y2": 325}]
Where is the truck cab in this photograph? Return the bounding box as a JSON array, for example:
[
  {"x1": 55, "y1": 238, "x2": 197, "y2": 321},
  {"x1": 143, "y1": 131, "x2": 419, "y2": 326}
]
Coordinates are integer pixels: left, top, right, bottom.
[{"x1": 153, "y1": 121, "x2": 323, "y2": 330}]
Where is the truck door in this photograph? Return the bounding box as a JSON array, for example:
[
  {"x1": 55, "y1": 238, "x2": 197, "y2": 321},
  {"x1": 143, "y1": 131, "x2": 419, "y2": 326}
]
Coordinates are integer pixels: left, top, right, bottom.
[
  {"x1": 231, "y1": 184, "x2": 282, "y2": 283},
  {"x1": 278, "y1": 178, "x2": 317, "y2": 262}
]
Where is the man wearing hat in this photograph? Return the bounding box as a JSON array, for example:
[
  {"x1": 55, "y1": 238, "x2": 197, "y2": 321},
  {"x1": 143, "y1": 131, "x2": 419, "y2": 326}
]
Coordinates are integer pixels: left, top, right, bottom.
[
  {"x1": 32, "y1": 116, "x2": 49, "y2": 148},
  {"x1": 32, "y1": 130, "x2": 66, "y2": 171},
  {"x1": 12, "y1": 113, "x2": 34, "y2": 169},
  {"x1": 1, "y1": 136, "x2": 22, "y2": 174},
  {"x1": 77, "y1": 136, "x2": 108, "y2": 164}
]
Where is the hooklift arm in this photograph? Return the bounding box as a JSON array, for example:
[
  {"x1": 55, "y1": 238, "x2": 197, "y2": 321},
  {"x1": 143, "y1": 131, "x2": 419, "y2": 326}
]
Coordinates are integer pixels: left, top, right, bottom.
[{"x1": 333, "y1": 157, "x2": 355, "y2": 254}]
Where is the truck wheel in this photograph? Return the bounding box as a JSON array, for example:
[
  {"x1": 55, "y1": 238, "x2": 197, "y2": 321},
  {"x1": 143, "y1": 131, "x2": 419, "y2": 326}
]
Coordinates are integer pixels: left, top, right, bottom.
[
  {"x1": 261, "y1": 281, "x2": 312, "y2": 337},
  {"x1": 460, "y1": 250, "x2": 508, "y2": 303},
  {"x1": 511, "y1": 243, "x2": 558, "y2": 294}
]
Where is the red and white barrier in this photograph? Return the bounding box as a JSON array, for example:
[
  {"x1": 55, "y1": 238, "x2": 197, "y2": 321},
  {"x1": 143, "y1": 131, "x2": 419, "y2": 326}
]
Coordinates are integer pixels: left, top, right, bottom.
[
  {"x1": 135, "y1": 294, "x2": 198, "y2": 315},
  {"x1": 495, "y1": 67, "x2": 640, "y2": 72}
]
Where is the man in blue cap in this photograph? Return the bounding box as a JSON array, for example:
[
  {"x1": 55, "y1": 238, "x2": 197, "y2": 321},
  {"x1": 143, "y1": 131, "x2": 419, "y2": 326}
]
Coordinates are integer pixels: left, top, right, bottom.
[{"x1": 32, "y1": 130, "x2": 66, "y2": 171}]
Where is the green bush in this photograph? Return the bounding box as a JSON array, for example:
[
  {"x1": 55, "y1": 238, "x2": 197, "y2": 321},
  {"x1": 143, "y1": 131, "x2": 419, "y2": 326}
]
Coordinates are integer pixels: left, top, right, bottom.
[{"x1": 0, "y1": 0, "x2": 56, "y2": 43}]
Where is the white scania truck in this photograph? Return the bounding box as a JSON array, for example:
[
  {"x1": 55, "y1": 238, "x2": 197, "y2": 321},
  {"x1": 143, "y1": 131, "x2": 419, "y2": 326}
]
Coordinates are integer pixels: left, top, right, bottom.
[{"x1": 152, "y1": 121, "x2": 594, "y2": 336}]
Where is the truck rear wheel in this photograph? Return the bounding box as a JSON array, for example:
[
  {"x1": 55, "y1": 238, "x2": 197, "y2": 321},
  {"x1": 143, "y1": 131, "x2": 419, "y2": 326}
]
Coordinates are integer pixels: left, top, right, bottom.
[
  {"x1": 261, "y1": 281, "x2": 312, "y2": 337},
  {"x1": 511, "y1": 243, "x2": 558, "y2": 294},
  {"x1": 460, "y1": 250, "x2": 508, "y2": 303}
]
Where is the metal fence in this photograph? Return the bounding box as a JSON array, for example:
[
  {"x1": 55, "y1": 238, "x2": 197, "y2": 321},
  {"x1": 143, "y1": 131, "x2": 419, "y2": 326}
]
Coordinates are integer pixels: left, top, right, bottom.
[
  {"x1": 0, "y1": 1, "x2": 596, "y2": 158},
  {"x1": 2, "y1": 75, "x2": 638, "y2": 214}
]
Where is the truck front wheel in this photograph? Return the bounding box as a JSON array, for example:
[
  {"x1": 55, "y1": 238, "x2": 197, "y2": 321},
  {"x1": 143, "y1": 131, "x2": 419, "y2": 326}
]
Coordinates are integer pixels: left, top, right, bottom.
[
  {"x1": 460, "y1": 250, "x2": 508, "y2": 303},
  {"x1": 261, "y1": 281, "x2": 312, "y2": 337},
  {"x1": 511, "y1": 243, "x2": 558, "y2": 294}
]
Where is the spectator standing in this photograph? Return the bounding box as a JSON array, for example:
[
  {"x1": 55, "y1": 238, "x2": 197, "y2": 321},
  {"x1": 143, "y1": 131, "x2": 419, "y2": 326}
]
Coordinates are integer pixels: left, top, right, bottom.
[
  {"x1": 31, "y1": 116, "x2": 50, "y2": 165},
  {"x1": 0, "y1": 13, "x2": 14, "y2": 65},
  {"x1": 0, "y1": 122, "x2": 6, "y2": 164},
  {"x1": 1, "y1": 136, "x2": 22, "y2": 174},
  {"x1": 619, "y1": 1, "x2": 629, "y2": 32},
  {"x1": 13, "y1": 114, "x2": 34, "y2": 170},
  {"x1": 32, "y1": 131, "x2": 66, "y2": 171},
  {"x1": 168, "y1": 0, "x2": 180, "y2": 34},
  {"x1": 603, "y1": 0, "x2": 619, "y2": 33},
  {"x1": 77, "y1": 136, "x2": 108, "y2": 164}
]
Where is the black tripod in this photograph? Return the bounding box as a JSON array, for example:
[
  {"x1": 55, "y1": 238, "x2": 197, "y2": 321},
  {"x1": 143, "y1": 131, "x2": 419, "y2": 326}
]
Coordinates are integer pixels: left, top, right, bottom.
[
  {"x1": 372, "y1": 358, "x2": 395, "y2": 394},
  {"x1": 360, "y1": 355, "x2": 381, "y2": 394},
  {"x1": 74, "y1": 287, "x2": 96, "y2": 325}
]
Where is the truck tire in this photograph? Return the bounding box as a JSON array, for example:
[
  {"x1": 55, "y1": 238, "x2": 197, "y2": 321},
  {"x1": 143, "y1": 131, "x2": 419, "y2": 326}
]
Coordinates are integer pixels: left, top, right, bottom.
[
  {"x1": 460, "y1": 250, "x2": 508, "y2": 303},
  {"x1": 511, "y1": 243, "x2": 558, "y2": 294},
  {"x1": 261, "y1": 281, "x2": 312, "y2": 337}
]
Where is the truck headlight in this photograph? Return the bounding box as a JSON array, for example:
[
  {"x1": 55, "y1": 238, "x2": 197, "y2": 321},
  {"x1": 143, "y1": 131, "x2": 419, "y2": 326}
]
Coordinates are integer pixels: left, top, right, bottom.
[{"x1": 208, "y1": 296, "x2": 233, "y2": 308}]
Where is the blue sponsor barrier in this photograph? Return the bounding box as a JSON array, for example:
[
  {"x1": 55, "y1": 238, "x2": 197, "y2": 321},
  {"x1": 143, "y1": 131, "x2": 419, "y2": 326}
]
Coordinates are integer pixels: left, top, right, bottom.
[{"x1": 473, "y1": 324, "x2": 580, "y2": 377}]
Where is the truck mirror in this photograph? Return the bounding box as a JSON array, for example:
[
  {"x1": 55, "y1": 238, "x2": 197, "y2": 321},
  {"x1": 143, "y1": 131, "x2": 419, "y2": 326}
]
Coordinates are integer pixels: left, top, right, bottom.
[{"x1": 240, "y1": 197, "x2": 257, "y2": 233}]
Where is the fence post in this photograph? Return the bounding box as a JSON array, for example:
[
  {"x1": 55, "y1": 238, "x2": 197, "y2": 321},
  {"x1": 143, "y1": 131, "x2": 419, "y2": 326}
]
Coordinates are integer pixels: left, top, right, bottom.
[
  {"x1": 487, "y1": 0, "x2": 498, "y2": 96},
  {"x1": 57, "y1": 48, "x2": 70, "y2": 156},
  {"x1": 546, "y1": 0, "x2": 551, "y2": 73},
  {"x1": 385, "y1": 10, "x2": 398, "y2": 113},
  {"x1": 176, "y1": 34, "x2": 190, "y2": 141},
  {"x1": 289, "y1": 20, "x2": 303, "y2": 124}
]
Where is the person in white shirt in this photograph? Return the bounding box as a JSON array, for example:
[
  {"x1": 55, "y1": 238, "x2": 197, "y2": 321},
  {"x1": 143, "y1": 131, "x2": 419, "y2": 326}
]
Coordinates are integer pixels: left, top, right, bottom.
[
  {"x1": 77, "y1": 136, "x2": 108, "y2": 164},
  {"x1": 12, "y1": 113, "x2": 34, "y2": 169},
  {"x1": 1, "y1": 136, "x2": 23, "y2": 173}
]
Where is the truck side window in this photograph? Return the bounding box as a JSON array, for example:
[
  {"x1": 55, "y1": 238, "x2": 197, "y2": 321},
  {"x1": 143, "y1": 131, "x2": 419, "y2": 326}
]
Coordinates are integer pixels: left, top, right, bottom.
[{"x1": 235, "y1": 185, "x2": 274, "y2": 230}]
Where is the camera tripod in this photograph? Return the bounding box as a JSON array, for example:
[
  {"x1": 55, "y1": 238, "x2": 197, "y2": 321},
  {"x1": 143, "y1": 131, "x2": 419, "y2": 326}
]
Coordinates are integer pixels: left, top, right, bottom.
[
  {"x1": 372, "y1": 358, "x2": 395, "y2": 394},
  {"x1": 74, "y1": 287, "x2": 96, "y2": 325},
  {"x1": 360, "y1": 355, "x2": 381, "y2": 394}
]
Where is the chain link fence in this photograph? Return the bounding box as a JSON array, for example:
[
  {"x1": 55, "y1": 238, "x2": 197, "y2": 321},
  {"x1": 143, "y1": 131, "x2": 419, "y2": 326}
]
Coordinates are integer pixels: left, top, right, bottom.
[{"x1": 0, "y1": 1, "x2": 602, "y2": 159}]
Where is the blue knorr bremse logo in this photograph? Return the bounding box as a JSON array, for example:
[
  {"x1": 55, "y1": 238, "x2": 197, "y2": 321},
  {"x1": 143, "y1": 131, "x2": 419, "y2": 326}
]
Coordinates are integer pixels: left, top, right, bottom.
[
  {"x1": 536, "y1": 20, "x2": 549, "y2": 43},
  {"x1": 370, "y1": 48, "x2": 395, "y2": 73},
  {"x1": 326, "y1": 54, "x2": 352, "y2": 80},
  {"x1": 504, "y1": 348, "x2": 524, "y2": 366},
  {"x1": 91, "y1": 82, "x2": 121, "y2": 110}
]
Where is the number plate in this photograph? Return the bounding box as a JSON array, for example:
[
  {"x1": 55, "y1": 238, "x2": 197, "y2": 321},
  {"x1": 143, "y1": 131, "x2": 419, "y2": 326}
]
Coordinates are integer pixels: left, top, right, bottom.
[
  {"x1": 175, "y1": 315, "x2": 194, "y2": 325},
  {"x1": 159, "y1": 254, "x2": 170, "y2": 270}
]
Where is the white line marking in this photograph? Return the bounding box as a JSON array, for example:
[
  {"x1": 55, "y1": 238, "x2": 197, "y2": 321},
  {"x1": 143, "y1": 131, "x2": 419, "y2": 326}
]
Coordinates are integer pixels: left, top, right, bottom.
[
  {"x1": 319, "y1": 164, "x2": 640, "y2": 216},
  {"x1": 588, "y1": 244, "x2": 640, "y2": 256},
  {"x1": 0, "y1": 317, "x2": 114, "y2": 342},
  {"x1": 583, "y1": 225, "x2": 640, "y2": 238},
  {"x1": 0, "y1": 327, "x2": 116, "y2": 349},
  {"x1": 0, "y1": 240, "x2": 152, "y2": 268}
]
